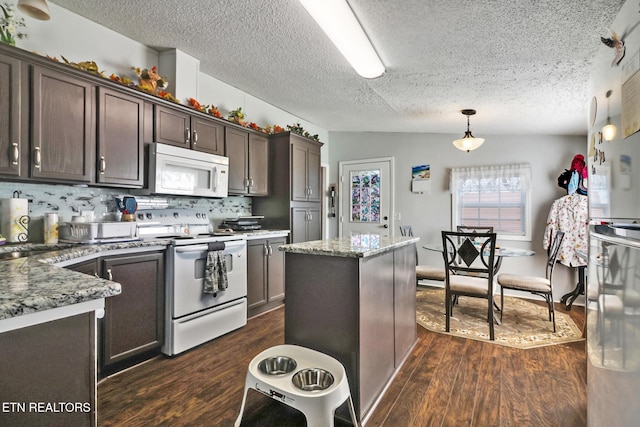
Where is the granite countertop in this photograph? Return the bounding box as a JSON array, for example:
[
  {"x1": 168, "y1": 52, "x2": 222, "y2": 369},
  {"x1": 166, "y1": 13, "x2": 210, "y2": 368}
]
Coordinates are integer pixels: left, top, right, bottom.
[
  {"x1": 0, "y1": 231, "x2": 289, "y2": 324},
  {"x1": 279, "y1": 235, "x2": 420, "y2": 258},
  {"x1": 242, "y1": 229, "x2": 290, "y2": 239},
  {"x1": 0, "y1": 240, "x2": 168, "y2": 322}
]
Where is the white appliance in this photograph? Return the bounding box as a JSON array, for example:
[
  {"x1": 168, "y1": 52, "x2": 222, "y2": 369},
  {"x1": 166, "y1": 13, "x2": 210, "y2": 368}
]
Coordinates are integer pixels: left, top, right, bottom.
[
  {"x1": 136, "y1": 208, "x2": 247, "y2": 356},
  {"x1": 165, "y1": 237, "x2": 247, "y2": 356},
  {"x1": 147, "y1": 143, "x2": 229, "y2": 197}
]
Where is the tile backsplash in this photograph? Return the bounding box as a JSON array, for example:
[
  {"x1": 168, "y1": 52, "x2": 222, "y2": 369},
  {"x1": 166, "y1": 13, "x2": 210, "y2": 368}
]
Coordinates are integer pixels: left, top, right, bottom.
[{"x1": 0, "y1": 181, "x2": 251, "y2": 242}]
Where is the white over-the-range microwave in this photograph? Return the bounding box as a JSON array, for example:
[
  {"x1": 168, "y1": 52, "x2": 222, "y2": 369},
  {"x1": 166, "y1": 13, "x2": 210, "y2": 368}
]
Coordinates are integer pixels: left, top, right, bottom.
[{"x1": 147, "y1": 143, "x2": 229, "y2": 197}]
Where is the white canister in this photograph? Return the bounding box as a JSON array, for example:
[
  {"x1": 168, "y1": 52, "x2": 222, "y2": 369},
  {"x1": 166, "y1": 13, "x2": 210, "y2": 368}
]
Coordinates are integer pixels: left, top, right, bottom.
[
  {"x1": 44, "y1": 212, "x2": 59, "y2": 245},
  {"x1": 0, "y1": 197, "x2": 29, "y2": 243}
]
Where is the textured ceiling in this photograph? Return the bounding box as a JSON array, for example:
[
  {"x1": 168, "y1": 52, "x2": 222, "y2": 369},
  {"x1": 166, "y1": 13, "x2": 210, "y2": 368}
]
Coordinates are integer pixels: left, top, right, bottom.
[{"x1": 50, "y1": 0, "x2": 626, "y2": 136}]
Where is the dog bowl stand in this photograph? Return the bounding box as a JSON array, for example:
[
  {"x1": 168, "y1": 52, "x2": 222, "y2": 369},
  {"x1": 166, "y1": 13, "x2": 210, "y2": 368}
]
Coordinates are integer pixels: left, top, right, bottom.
[{"x1": 235, "y1": 344, "x2": 360, "y2": 427}]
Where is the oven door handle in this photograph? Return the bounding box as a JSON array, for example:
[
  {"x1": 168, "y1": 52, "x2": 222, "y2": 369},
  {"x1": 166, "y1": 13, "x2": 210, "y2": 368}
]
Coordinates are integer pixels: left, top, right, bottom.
[
  {"x1": 175, "y1": 244, "x2": 212, "y2": 253},
  {"x1": 174, "y1": 241, "x2": 245, "y2": 253}
]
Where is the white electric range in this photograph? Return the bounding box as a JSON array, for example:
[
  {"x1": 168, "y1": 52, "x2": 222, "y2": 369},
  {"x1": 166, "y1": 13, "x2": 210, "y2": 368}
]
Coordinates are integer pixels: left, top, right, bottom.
[{"x1": 135, "y1": 208, "x2": 247, "y2": 356}]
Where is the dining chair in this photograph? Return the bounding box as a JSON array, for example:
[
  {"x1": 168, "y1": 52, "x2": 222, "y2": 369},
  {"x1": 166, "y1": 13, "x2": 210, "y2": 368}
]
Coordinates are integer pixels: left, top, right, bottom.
[
  {"x1": 496, "y1": 231, "x2": 565, "y2": 332},
  {"x1": 442, "y1": 230, "x2": 497, "y2": 340},
  {"x1": 456, "y1": 225, "x2": 494, "y2": 234},
  {"x1": 399, "y1": 225, "x2": 446, "y2": 284}
]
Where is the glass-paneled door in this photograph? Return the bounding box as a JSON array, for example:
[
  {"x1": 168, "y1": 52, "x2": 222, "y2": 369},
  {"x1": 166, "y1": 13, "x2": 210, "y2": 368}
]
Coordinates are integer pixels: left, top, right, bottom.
[{"x1": 339, "y1": 158, "x2": 393, "y2": 238}]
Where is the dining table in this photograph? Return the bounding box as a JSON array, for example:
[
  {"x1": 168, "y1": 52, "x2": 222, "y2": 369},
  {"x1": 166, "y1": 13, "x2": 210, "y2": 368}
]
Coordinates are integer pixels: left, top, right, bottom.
[
  {"x1": 422, "y1": 242, "x2": 535, "y2": 324},
  {"x1": 422, "y1": 242, "x2": 535, "y2": 274}
]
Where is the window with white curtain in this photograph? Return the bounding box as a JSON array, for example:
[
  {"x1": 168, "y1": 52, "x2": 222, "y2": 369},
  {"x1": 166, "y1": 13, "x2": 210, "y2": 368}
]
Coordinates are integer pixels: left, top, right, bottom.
[{"x1": 450, "y1": 163, "x2": 532, "y2": 241}]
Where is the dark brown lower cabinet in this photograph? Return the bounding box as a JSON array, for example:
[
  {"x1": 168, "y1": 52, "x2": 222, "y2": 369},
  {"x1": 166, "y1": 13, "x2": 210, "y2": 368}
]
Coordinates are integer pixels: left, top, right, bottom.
[
  {"x1": 66, "y1": 251, "x2": 165, "y2": 377},
  {"x1": 100, "y1": 252, "x2": 164, "y2": 376},
  {"x1": 0, "y1": 312, "x2": 97, "y2": 427},
  {"x1": 291, "y1": 205, "x2": 322, "y2": 243},
  {"x1": 247, "y1": 237, "x2": 286, "y2": 318}
]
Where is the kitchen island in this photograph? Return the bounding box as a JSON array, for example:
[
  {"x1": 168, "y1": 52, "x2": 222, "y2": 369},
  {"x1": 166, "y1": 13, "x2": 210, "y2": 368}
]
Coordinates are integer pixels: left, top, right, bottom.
[{"x1": 279, "y1": 234, "x2": 419, "y2": 424}]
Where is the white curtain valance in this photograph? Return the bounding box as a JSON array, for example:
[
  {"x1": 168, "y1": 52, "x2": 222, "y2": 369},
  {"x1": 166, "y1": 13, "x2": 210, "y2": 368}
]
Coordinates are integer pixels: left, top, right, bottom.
[{"x1": 449, "y1": 163, "x2": 532, "y2": 194}]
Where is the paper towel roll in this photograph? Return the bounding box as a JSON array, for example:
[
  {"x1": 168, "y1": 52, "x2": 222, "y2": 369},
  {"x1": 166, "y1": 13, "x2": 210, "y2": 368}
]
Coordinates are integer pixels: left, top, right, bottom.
[
  {"x1": 0, "y1": 198, "x2": 29, "y2": 243},
  {"x1": 44, "y1": 212, "x2": 58, "y2": 245}
]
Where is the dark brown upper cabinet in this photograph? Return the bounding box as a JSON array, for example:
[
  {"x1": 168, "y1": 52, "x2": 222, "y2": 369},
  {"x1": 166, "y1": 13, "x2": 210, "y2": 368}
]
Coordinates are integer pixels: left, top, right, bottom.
[
  {"x1": 290, "y1": 135, "x2": 321, "y2": 202},
  {"x1": 154, "y1": 104, "x2": 224, "y2": 155},
  {"x1": 30, "y1": 64, "x2": 94, "y2": 183},
  {"x1": 96, "y1": 87, "x2": 144, "y2": 187},
  {"x1": 0, "y1": 54, "x2": 22, "y2": 177},
  {"x1": 225, "y1": 127, "x2": 269, "y2": 196}
]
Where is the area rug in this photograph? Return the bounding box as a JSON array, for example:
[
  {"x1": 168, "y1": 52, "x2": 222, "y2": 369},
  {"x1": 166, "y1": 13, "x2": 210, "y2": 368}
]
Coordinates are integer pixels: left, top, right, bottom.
[{"x1": 416, "y1": 287, "x2": 584, "y2": 349}]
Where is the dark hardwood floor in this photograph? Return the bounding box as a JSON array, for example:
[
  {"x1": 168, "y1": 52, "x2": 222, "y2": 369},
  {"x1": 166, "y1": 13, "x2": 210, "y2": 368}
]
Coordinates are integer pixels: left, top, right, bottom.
[{"x1": 98, "y1": 299, "x2": 586, "y2": 427}]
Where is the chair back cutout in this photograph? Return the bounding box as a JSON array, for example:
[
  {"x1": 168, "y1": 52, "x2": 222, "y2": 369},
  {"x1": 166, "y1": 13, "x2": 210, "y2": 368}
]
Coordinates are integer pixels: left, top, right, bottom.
[{"x1": 442, "y1": 230, "x2": 497, "y2": 282}]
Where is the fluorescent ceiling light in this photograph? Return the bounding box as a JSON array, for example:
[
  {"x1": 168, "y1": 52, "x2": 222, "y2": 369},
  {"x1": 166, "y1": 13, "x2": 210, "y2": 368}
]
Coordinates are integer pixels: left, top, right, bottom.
[{"x1": 298, "y1": 0, "x2": 385, "y2": 79}]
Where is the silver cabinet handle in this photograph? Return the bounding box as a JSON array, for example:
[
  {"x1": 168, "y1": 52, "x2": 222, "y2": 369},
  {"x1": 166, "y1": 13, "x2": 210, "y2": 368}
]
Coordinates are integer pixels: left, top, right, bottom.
[
  {"x1": 267, "y1": 244, "x2": 273, "y2": 256},
  {"x1": 106, "y1": 268, "x2": 113, "y2": 281},
  {"x1": 308, "y1": 187, "x2": 312, "y2": 197},
  {"x1": 193, "y1": 130, "x2": 198, "y2": 144},
  {"x1": 11, "y1": 143, "x2": 18, "y2": 165},
  {"x1": 185, "y1": 127, "x2": 191, "y2": 143},
  {"x1": 99, "y1": 156, "x2": 106, "y2": 174},
  {"x1": 34, "y1": 147, "x2": 41, "y2": 169},
  {"x1": 263, "y1": 244, "x2": 268, "y2": 257},
  {"x1": 248, "y1": 177, "x2": 254, "y2": 189}
]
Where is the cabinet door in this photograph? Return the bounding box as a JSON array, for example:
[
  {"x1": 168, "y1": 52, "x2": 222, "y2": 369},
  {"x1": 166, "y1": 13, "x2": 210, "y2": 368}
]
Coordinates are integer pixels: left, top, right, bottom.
[
  {"x1": 225, "y1": 127, "x2": 249, "y2": 194},
  {"x1": 154, "y1": 104, "x2": 190, "y2": 148},
  {"x1": 192, "y1": 116, "x2": 224, "y2": 155},
  {"x1": 307, "y1": 143, "x2": 322, "y2": 202},
  {"x1": 0, "y1": 55, "x2": 21, "y2": 177},
  {"x1": 291, "y1": 208, "x2": 309, "y2": 244},
  {"x1": 101, "y1": 252, "x2": 164, "y2": 369},
  {"x1": 96, "y1": 87, "x2": 144, "y2": 187},
  {"x1": 66, "y1": 258, "x2": 99, "y2": 277},
  {"x1": 247, "y1": 239, "x2": 267, "y2": 310},
  {"x1": 291, "y1": 207, "x2": 322, "y2": 243},
  {"x1": 267, "y1": 238, "x2": 286, "y2": 303},
  {"x1": 291, "y1": 142, "x2": 309, "y2": 201},
  {"x1": 31, "y1": 65, "x2": 93, "y2": 182},
  {"x1": 0, "y1": 313, "x2": 96, "y2": 427},
  {"x1": 307, "y1": 206, "x2": 322, "y2": 241},
  {"x1": 248, "y1": 133, "x2": 269, "y2": 196}
]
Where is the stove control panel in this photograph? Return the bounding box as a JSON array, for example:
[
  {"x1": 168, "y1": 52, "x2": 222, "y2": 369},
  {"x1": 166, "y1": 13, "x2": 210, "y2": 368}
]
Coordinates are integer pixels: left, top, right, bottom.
[{"x1": 135, "y1": 208, "x2": 212, "y2": 238}]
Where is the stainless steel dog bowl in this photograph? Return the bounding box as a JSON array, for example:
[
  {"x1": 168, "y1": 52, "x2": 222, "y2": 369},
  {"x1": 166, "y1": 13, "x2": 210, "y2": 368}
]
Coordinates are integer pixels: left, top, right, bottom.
[
  {"x1": 258, "y1": 356, "x2": 297, "y2": 375},
  {"x1": 292, "y1": 368, "x2": 335, "y2": 391}
]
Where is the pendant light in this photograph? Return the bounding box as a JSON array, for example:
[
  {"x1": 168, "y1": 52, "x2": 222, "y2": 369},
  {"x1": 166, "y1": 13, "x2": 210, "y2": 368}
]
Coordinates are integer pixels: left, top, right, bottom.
[
  {"x1": 17, "y1": 0, "x2": 50, "y2": 20},
  {"x1": 452, "y1": 109, "x2": 485, "y2": 152},
  {"x1": 602, "y1": 90, "x2": 616, "y2": 141}
]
